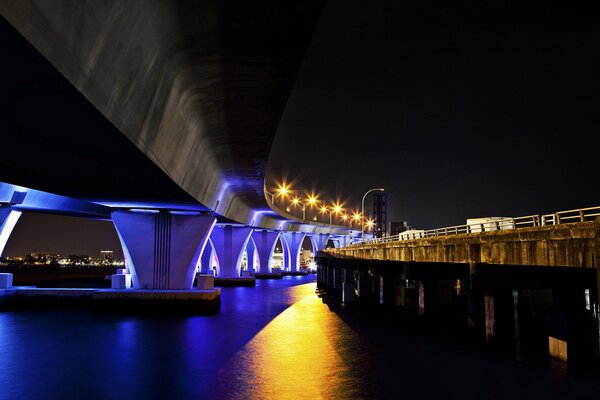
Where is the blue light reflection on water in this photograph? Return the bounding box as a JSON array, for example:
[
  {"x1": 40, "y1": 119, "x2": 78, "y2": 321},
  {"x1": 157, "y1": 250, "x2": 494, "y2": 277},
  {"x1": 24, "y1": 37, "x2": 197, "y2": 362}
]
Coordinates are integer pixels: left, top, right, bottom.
[
  {"x1": 2, "y1": 275, "x2": 600, "y2": 399},
  {"x1": 0, "y1": 277, "x2": 311, "y2": 400}
]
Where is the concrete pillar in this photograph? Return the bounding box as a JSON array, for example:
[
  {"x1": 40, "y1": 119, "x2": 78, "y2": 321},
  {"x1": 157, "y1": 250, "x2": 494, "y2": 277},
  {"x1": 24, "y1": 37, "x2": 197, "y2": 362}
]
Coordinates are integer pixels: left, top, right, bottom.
[
  {"x1": 199, "y1": 239, "x2": 214, "y2": 274},
  {"x1": 0, "y1": 208, "x2": 22, "y2": 257},
  {"x1": 356, "y1": 270, "x2": 371, "y2": 304},
  {"x1": 252, "y1": 230, "x2": 280, "y2": 273},
  {"x1": 418, "y1": 280, "x2": 443, "y2": 319},
  {"x1": 380, "y1": 272, "x2": 406, "y2": 306},
  {"x1": 245, "y1": 237, "x2": 257, "y2": 273},
  {"x1": 594, "y1": 217, "x2": 600, "y2": 305},
  {"x1": 210, "y1": 225, "x2": 253, "y2": 278},
  {"x1": 326, "y1": 261, "x2": 335, "y2": 288},
  {"x1": 313, "y1": 233, "x2": 330, "y2": 252},
  {"x1": 281, "y1": 232, "x2": 305, "y2": 272},
  {"x1": 342, "y1": 267, "x2": 356, "y2": 303},
  {"x1": 335, "y1": 235, "x2": 351, "y2": 248},
  {"x1": 549, "y1": 288, "x2": 597, "y2": 365},
  {"x1": 333, "y1": 263, "x2": 343, "y2": 290},
  {"x1": 316, "y1": 263, "x2": 323, "y2": 289},
  {"x1": 483, "y1": 290, "x2": 516, "y2": 344},
  {"x1": 111, "y1": 211, "x2": 216, "y2": 289}
]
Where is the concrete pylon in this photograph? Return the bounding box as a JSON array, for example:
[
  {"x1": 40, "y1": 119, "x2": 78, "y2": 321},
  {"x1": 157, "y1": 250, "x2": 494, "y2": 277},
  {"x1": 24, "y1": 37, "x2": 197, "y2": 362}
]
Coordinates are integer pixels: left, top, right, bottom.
[
  {"x1": 245, "y1": 237, "x2": 257, "y2": 273},
  {"x1": 112, "y1": 211, "x2": 216, "y2": 289},
  {"x1": 310, "y1": 233, "x2": 330, "y2": 252},
  {"x1": 0, "y1": 208, "x2": 22, "y2": 257},
  {"x1": 252, "y1": 230, "x2": 281, "y2": 273},
  {"x1": 210, "y1": 225, "x2": 253, "y2": 278},
  {"x1": 281, "y1": 232, "x2": 306, "y2": 272},
  {"x1": 199, "y1": 238, "x2": 215, "y2": 274},
  {"x1": 335, "y1": 235, "x2": 351, "y2": 248}
]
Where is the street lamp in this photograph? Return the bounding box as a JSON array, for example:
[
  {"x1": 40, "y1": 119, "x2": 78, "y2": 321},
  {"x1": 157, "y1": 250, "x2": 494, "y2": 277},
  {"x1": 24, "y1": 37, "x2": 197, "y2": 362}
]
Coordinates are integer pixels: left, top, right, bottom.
[
  {"x1": 291, "y1": 196, "x2": 306, "y2": 221},
  {"x1": 361, "y1": 188, "x2": 384, "y2": 241},
  {"x1": 319, "y1": 205, "x2": 332, "y2": 226},
  {"x1": 268, "y1": 183, "x2": 290, "y2": 203}
]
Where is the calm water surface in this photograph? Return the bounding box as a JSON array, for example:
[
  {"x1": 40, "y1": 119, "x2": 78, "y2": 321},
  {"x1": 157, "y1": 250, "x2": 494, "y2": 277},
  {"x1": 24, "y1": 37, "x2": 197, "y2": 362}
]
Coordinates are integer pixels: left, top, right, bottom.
[{"x1": 1, "y1": 276, "x2": 600, "y2": 399}]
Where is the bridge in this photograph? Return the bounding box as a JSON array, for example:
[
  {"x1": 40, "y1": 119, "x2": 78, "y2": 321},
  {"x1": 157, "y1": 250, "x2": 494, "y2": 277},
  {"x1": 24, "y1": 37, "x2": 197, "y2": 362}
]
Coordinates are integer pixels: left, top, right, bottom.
[
  {"x1": 0, "y1": 1, "x2": 596, "y2": 339},
  {"x1": 0, "y1": 0, "x2": 367, "y2": 310},
  {"x1": 318, "y1": 206, "x2": 600, "y2": 363}
]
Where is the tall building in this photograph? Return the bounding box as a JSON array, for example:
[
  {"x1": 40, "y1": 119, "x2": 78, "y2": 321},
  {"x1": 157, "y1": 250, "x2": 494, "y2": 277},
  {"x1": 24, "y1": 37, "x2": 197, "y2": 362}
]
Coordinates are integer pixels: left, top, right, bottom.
[
  {"x1": 390, "y1": 221, "x2": 411, "y2": 236},
  {"x1": 372, "y1": 192, "x2": 387, "y2": 238}
]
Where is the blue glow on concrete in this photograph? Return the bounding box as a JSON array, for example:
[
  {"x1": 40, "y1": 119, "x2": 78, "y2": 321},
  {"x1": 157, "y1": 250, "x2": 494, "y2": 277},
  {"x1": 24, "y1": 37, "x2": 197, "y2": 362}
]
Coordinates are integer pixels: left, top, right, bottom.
[
  {"x1": 128, "y1": 209, "x2": 160, "y2": 214},
  {"x1": 1, "y1": 182, "x2": 111, "y2": 218},
  {"x1": 113, "y1": 224, "x2": 138, "y2": 288},
  {"x1": 0, "y1": 210, "x2": 21, "y2": 257},
  {"x1": 169, "y1": 211, "x2": 202, "y2": 216}
]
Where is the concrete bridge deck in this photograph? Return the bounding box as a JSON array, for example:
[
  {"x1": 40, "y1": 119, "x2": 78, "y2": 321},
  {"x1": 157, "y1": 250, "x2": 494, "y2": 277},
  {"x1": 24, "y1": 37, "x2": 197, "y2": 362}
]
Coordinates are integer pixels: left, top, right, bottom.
[{"x1": 325, "y1": 219, "x2": 599, "y2": 269}]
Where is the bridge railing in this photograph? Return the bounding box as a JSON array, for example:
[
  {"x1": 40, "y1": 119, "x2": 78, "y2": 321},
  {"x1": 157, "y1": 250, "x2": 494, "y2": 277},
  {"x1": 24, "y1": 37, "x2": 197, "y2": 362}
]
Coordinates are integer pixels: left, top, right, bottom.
[{"x1": 352, "y1": 206, "x2": 600, "y2": 246}]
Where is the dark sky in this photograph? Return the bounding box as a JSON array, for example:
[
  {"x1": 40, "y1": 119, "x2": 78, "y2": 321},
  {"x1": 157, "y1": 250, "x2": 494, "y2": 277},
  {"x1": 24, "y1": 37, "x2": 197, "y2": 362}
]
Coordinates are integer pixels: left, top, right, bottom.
[
  {"x1": 4, "y1": 1, "x2": 600, "y2": 255},
  {"x1": 3, "y1": 213, "x2": 123, "y2": 258},
  {"x1": 267, "y1": 0, "x2": 600, "y2": 229}
]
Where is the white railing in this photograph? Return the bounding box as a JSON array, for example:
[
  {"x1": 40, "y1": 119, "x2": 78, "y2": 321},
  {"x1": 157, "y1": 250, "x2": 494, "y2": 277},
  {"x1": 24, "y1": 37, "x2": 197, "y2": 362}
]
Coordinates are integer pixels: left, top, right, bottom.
[{"x1": 352, "y1": 206, "x2": 600, "y2": 246}]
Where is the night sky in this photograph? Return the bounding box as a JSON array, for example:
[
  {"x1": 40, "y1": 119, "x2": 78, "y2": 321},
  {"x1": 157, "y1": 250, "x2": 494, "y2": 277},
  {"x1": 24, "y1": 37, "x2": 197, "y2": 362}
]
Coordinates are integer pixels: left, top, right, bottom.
[
  {"x1": 4, "y1": 1, "x2": 600, "y2": 255},
  {"x1": 268, "y1": 0, "x2": 600, "y2": 228}
]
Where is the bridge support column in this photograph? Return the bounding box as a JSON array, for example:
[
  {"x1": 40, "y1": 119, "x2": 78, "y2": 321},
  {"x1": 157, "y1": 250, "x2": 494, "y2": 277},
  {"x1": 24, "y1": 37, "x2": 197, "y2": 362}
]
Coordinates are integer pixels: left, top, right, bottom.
[
  {"x1": 312, "y1": 233, "x2": 330, "y2": 252},
  {"x1": 244, "y1": 238, "x2": 257, "y2": 275},
  {"x1": 483, "y1": 289, "x2": 517, "y2": 344},
  {"x1": 332, "y1": 259, "x2": 343, "y2": 290},
  {"x1": 200, "y1": 239, "x2": 215, "y2": 274},
  {"x1": 594, "y1": 217, "x2": 600, "y2": 305},
  {"x1": 210, "y1": 226, "x2": 253, "y2": 278},
  {"x1": 342, "y1": 267, "x2": 356, "y2": 303},
  {"x1": 417, "y1": 280, "x2": 438, "y2": 318},
  {"x1": 316, "y1": 260, "x2": 324, "y2": 289},
  {"x1": 0, "y1": 208, "x2": 22, "y2": 257},
  {"x1": 548, "y1": 288, "x2": 597, "y2": 364},
  {"x1": 281, "y1": 232, "x2": 305, "y2": 272},
  {"x1": 111, "y1": 211, "x2": 216, "y2": 289},
  {"x1": 380, "y1": 272, "x2": 406, "y2": 306},
  {"x1": 253, "y1": 230, "x2": 280, "y2": 273},
  {"x1": 466, "y1": 263, "x2": 485, "y2": 331},
  {"x1": 326, "y1": 260, "x2": 335, "y2": 288},
  {"x1": 356, "y1": 269, "x2": 372, "y2": 304}
]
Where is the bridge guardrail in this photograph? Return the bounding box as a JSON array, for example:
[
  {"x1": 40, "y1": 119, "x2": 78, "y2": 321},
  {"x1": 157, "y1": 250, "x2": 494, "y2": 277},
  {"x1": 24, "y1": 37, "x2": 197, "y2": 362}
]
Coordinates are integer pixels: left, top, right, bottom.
[{"x1": 352, "y1": 206, "x2": 600, "y2": 246}]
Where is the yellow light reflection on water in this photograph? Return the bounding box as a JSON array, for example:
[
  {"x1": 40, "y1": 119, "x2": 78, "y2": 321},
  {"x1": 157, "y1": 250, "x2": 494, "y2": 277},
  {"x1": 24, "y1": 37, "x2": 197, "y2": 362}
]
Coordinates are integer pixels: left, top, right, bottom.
[{"x1": 218, "y1": 283, "x2": 360, "y2": 399}]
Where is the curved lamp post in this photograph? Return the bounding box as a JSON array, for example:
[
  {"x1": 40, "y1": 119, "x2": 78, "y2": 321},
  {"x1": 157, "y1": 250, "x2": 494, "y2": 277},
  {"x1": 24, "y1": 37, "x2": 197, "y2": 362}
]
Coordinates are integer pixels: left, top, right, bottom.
[
  {"x1": 361, "y1": 188, "x2": 384, "y2": 241},
  {"x1": 291, "y1": 197, "x2": 307, "y2": 221}
]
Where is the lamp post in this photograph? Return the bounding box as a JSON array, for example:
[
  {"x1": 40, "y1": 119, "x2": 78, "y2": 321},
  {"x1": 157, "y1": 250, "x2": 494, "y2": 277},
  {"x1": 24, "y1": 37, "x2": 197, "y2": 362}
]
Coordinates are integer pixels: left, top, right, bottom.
[
  {"x1": 361, "y1": 188, "x2": 384, "y2": 241},
  {"x1": 291, "y1": 197, "x2": 307, "y2": 221},
  {"x1": 320, "y1": 206, "x2": 332, "y2": 226}
]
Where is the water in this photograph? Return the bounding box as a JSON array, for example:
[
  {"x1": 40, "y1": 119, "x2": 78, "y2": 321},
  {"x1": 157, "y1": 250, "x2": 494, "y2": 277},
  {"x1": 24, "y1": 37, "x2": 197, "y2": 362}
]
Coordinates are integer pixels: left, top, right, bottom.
[{"x1": 1, "y1": 276, "x2": 600, "y2": 399}]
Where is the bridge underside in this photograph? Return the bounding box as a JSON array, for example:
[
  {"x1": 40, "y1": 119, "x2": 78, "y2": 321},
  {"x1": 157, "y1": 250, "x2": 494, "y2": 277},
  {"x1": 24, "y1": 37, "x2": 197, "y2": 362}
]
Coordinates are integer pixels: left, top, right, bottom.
[{"x1": 0, "y1": 1, "x2": 325, "y2": 229}]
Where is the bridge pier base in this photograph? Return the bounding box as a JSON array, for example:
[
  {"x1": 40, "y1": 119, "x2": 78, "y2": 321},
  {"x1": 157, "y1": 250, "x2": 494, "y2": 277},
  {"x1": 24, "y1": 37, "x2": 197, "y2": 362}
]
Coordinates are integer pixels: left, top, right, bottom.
[
  {"x1": 112, "y1": 211, "x2": 216, "y2": 289},
  {"x1": 548, "y1": 288, "x2": 598, "y2": 364}
]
